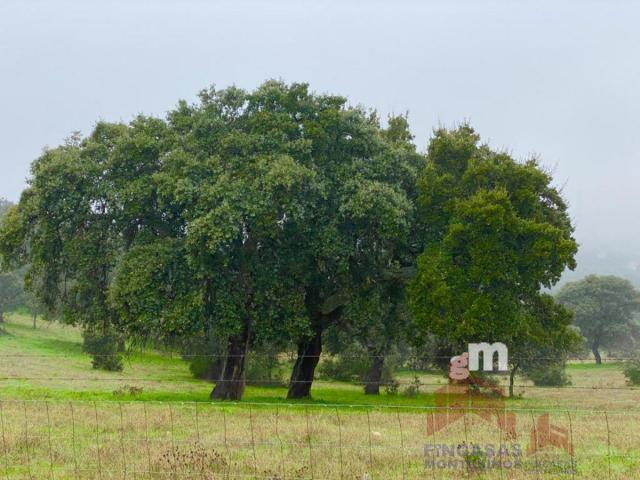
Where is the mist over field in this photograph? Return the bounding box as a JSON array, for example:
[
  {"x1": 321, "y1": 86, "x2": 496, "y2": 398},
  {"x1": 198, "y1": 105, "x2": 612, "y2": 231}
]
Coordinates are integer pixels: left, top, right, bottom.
[{"x1": 564, "y1": 243, "x2": 640, "y2": 288}]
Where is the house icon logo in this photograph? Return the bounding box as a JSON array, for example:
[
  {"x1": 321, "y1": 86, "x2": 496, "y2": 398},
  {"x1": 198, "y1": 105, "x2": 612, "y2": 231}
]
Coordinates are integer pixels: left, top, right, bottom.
[{"x1": 426, "y1": 376, "x2": 517, "y2": 439}]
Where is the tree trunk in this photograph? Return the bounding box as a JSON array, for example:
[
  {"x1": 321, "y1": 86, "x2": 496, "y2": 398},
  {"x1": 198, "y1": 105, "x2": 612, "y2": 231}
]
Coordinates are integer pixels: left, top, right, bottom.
[
  {"x1": 287, "y1": 327, "x2": 323, "y2": 399},
  {"x1": 509, "y1": 363, "x2": 519, "y2": 398},
  {"x1": 210, "y1": 327, "x2": 250, "y2": 401},
  {"x1": 32, "y1": 311, "x2": 37, "y2": 329},
  {"x1": 364, "y1": 353, "x2": 385, "y2": 395},
  {"x1": 592, "y1": 342, "x2": 602, "y2": 365},
  {"x1": 0, "y1": 309, "x2": 4, "y2": 324}
]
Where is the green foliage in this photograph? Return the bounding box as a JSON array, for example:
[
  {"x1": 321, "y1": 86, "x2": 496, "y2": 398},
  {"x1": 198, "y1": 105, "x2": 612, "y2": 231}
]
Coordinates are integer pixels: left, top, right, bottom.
[
  {"x1": 318, "y1": 354, "x2": 395, "y2": 384},
  {"x1": 401, "y1": 376, "x2": 421, "y2": 397},
  {"x1": 513, "y1": 293, "x2": 582, "y2": 387},
  {"x1": 409, "y1": 125, "x2": 578, "y2": 380},
  {"x1": 0, "y1": 198, "x2": 27, "y2": 320},
  {"x1": 188, "y1": 356, "x2": 220, "y2": 381},
  {"x1": 557, "y1": 275, "x2": 640, "y2": 361},
  {"x1": 82, "y1": 329, "x2": 124, "y2": 371},
  {"x1": 1, "y1": 86, "x2": 592, "y2": 402},
  {"x1": 0, "y1": 132, "x2": 129, "y2": 368},
  {"x1": 1, "y1": 81, "x2": 426, "y2": 398},
  {"x1": 112, "y1": 385, "x2": 144, "y2": 397},
  {"x1": 623, "y1": 359, "x2": 640, "y2": 385},
  {"x1": 245, "y1": 350, "x2": 287, "y2": 386},
  {"x1": 384, "y1": 379, "x2": 400, "y2": 395},
  {"x1": 526, "y1": 363, "x2": 572, "y2": 386},
  {"x1": 0, "y1": 271, "x2": 24, "y2": 318}
]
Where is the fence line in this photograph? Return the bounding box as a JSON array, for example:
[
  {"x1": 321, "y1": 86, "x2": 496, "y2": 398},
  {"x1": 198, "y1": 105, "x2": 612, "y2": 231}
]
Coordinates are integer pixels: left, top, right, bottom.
[
  {"x1": 2, "y1": 376, "x2": 640, "y2": 392},
  {"x1": 3, "y1": 397, "x2": 640, "y2": 414},
  {"x1": 0, "y1": 399, "x2": 636, "y2": 479},
  {"x1": 1, "y1": 352, "x2": 635, "y2": 361}
]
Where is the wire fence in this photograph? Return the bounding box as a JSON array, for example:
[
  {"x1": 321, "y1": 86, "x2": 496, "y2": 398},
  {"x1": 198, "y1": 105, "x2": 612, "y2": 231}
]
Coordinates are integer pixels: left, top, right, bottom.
[
  {"x1": 1, "y1": 353, "x2": 636, "y2": 361},
  {"x1": 0, "y1": 399, "x2": 638, "y2": 479}
]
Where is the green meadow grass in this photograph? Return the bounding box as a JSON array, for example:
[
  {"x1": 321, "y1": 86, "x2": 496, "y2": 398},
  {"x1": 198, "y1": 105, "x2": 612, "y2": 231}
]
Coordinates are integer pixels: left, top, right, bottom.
[
  {"x1": 1, "y1": 312, "x2": 638, "y2": 412},
  {"x1": 2, "y1": 313, "x2": 640, "y2": 479}
]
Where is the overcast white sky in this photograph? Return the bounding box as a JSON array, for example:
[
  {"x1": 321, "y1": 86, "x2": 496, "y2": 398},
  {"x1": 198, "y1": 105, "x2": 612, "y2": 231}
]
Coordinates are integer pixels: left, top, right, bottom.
[{"x1": 1, "y1": 0, "x2": 639, "y2": 272}]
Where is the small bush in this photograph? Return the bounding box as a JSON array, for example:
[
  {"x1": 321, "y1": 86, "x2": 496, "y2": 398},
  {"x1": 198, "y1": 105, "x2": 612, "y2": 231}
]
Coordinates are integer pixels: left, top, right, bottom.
[
  {"x1": 385, "y1": 379, "x2": 399, "y2": 395},
  {"x1": 402, "y1": 376, "x2": 421, "y2": 397},
  {"x1": 82, "y1": 329, "x2": 124, "y2": 371},
  {"x1": 112, "y1": 385, "x2": 144, "y2": 397},
  {"x1": 318, "y1": 354, "x2": 396, "y2": 384},
  {"x1": 180, "y1": 335, "x2": 226, "y2": 381},
  {"x1": 189, "y1": 355, "x2": 224, "y2": 381},
  {"x1": 246, "y1": 350, "x2": 287, "y2": 386},
  {"x1": 624, "y1": 359, "x2": 640, "y2": 385},
  {"x1": 154, "y1": 443, "x2": 227, "y2": 476},
  {"x1": 318, "y1": 355, "x2": 369, "y2": 382},
  {"x1": 526, "y1": 364, "x2": 571, "y2": 387}
]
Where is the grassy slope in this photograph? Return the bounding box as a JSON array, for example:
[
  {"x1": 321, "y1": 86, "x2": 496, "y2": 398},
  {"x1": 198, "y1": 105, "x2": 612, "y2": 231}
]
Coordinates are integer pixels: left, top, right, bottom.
[
  {"x1": 0, "y1": 313, "x2": 440, "y2": 406},
  {"x1": 2, "y1": 314, "x2": 640, "y2": 478},
  {"x1": 1, "y1": 313, "x2": 638, "y2": 410}
]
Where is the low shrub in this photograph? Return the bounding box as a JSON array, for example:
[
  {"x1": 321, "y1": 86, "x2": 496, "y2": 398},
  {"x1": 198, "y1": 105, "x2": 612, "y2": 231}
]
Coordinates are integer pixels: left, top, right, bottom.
[
  {"x1": 112, "y1": 385, "x2": 144, "y2": 397},
  {"x1": 623, "y1": 359, "x2": 640, "y2": 385},
  {"x1": 401, "y1": 376, "x2": 421, "y2": 397},
  {"x1": 318, "y1": 354, "x2": 396, "y2": 384},
  {"x1": 526, "y1": 364, "x2": 571, "y2": 387},
  {"x1": 385, "y1": 379, "x2": 400, "y2": 395},
  {"x1": 189, "y1": 355, "x2": 224, "y2": 381}
]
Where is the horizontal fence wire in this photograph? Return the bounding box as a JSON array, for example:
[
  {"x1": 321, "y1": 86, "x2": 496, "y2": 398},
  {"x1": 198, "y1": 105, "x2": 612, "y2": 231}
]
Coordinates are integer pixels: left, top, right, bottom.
[
  {"x1": 0, "y1": 399, "x2": 638, "y2": 479},
  {"x1": 2, "y1": 376, "x2": 640, "y2": 392},
  {"x1": 0, "y1": 353, "x2": 636, "y2": 360}
]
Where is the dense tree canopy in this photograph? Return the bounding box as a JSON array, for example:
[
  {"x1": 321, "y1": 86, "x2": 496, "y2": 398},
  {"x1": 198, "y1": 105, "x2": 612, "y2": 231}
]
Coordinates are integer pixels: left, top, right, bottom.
[
  {"x1": 114, "y1": 83, "x2": 424, "y2": 399},
  {"x1": 0, "y1": 199, "x2": 24, "y2": 324},
  {"x1": 0, "y1": 85, "x2": 587, "y2": 400},
  {"x1": 409, "y1": 126, "x2": 579, "y2": 393}
]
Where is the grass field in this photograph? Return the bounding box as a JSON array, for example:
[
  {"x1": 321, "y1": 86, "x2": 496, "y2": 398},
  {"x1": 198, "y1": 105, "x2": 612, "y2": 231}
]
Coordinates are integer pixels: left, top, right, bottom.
[{"x1": 1, "y1": 313, "x2": 640, "y2": 479}]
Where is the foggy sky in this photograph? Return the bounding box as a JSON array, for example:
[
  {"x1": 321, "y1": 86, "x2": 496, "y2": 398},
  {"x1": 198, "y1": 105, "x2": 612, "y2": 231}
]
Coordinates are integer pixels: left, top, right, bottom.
[{"x1": 1, "y1": 0, "x2": 639, "y2": 281}]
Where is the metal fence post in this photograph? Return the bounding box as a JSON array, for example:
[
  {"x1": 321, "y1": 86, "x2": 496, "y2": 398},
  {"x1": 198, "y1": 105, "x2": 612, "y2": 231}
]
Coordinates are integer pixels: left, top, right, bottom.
[
  {"x1": 195, "y1": 402, "x2": 201, "y2": 444},
  {"x1": 275, "y1": 407, "x2": 286, "y2": 480},
  {"x1": 93, "y1": 401, "x2": 103, "y2": 480},
  {"x1": 566, "y1": 410, "x2": 576, "y2": 480},
  {"x1": 118, "y1": 402, "x2": 127, "y2": 479},
  {"x1": 223, "y1": 408, "x2": 231, "y2": 480},
  {"x1": 69, "y1": 402, "x2": 79, "y2": 480},
  {"x1": 249, "y1": 406, "x2": 258, "y2": 480},
  {"x1": 604, "y1": 410, "x2": 612, "y2": 480},
  {"x1": 0, "y1": 401, "x2": 8, "y2": 480},
  {"x1": 168, "y1": 403, "x2": 177, "y2": 480},
  {"x1": 529, "y1": 410, "x2": 541, "y2": 480},
  {"x1": 366, "y1": 408, "x2": 373, "y2": 475},
  {"x1": 396, "y1": 410, "x2": 406, "y2": 480},
  {"x1": 23, "y1": 401, "x2": 31, "y2": 479},
  {"x1": 305, "y1": 407, "x2": 314, "y2": 480},
  {"x1": 45, "y1": 401, "x2": 54, "y2": 479},
  {"x1": 335, "y1": 408, "x2": 344, "y2": 479},
  {"x1": 143, "y1": 402, "x2": 152, "y2": 476}
]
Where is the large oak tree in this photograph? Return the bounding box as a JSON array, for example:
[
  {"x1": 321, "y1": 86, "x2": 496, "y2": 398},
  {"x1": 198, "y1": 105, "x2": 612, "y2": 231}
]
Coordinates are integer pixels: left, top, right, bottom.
[{"x1": 409, "y1": 126, "x2": 579, "y2": 392}]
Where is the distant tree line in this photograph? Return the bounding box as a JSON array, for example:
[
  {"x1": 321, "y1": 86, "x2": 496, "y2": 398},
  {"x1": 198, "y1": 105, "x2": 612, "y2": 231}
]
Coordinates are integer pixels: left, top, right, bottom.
[{"x1": 1, "y1": 81, "x2": 635, "y2": 399}]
